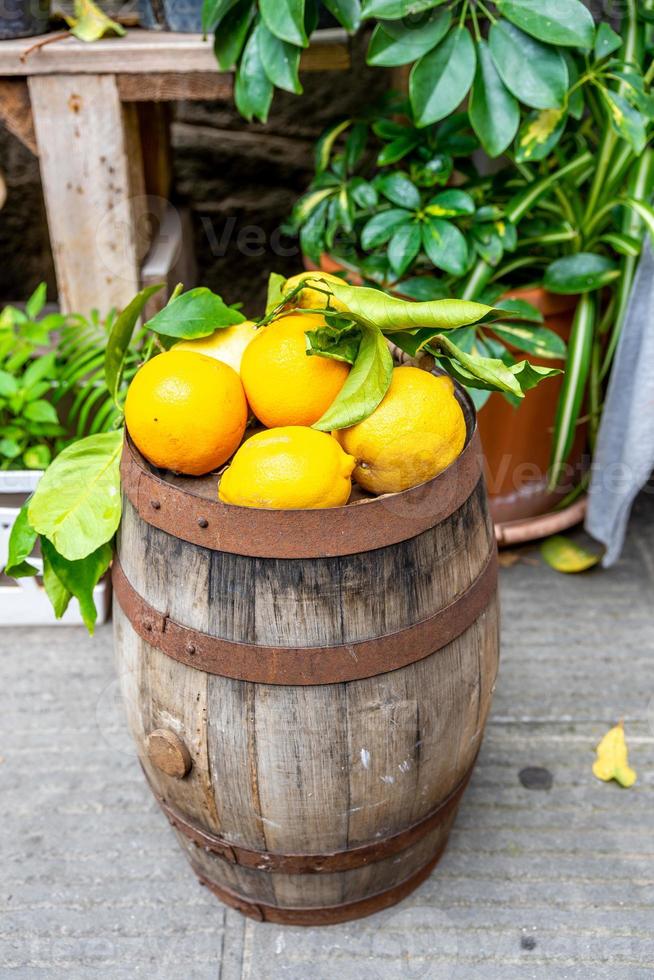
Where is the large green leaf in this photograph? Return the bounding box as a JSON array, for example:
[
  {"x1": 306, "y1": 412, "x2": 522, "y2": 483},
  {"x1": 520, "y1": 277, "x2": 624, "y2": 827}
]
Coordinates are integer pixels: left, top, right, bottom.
[
  {"x1": 421, "y1": 217, "x2": 469, "y2": 276},
  {"x1": 41, "y1": 538, "x2": 112, "y2": 634},
  {"x1": 469, "y1": 39, "x2": 520, "y2": 158},
  {"x1": 202, "y1": 0, "x2": 240, "y2": 32},
  {"x1": 260, "y1": 0, "x2": 307, "y2": 46},
  {"x1": 361, "y1": 0, "x2": 447, "y2": 17},
  {"x1": 377, "y1": 173, "x2": 421, "y2": 209},
  {"x1": 388, "y1": 221, "x2": 422, "y2": 277},
  {"x1": 146, "y1": 287, "x2": 246, "y2": 339},
  {"x1": 410, "y1": 27, "x2": 476, "y2": 127},
  {"x1": 489, "y1": 20, "x2": 568, "y2": 109},
  {"x1": 213, "y1": 0, "x2": 254, "y2": 68},
  {"x1": 234, "y1": 24, "x2": 274, "y2": 123},
  {"x1": 4, "y1": 500, "x2": 38, "y2": 578},
  {"x1": 515, "y1": 108, "x2": 567, "y2": 163},
  {"x1": 497, "y1": 0, "x2": 595, "y2": 49},
  {"x1": 104, "y1": 283, "x2": 164, "y2": 410},
  {"x1": 323, "y1": 0, "x2": 361, "y2": 32},
  {"x1": 549, "y1": 293, "x2": 594, "y2": 488},
  {"x1": 28, "y1": 430, "x2": 123, "y2": 562},
  {"x1": 361, "y1": 208, "x2": 412, "y2": 248},
  {"x1": 544, "y1": 253, "x2": 620, "y2": 294},
  {"x1": 259, "y1": 22, "x2": 302, "y2": 93},
  {"x1": 313, "y1": 324, "x2": 392, "y2": 430},
  {"x1": 367, "y1": 8, "x2": 451, "y2": 66},
  {"x1": 304, "y1": 276, "x2": 494, "y2": 332}
]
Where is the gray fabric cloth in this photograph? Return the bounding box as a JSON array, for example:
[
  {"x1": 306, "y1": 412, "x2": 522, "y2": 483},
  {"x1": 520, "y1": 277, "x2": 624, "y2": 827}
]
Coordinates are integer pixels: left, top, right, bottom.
[{"x1": 586, "y1": 240, "x2": 654, "y2": 566}]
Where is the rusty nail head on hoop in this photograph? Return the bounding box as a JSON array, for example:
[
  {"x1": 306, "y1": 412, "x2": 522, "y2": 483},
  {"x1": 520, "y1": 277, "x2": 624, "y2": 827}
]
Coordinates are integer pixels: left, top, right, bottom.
[
  {"x1": 197, "y1": 517, "x2": 209, "y2": 528},
  {"x1": 151, "y1": 500, "x2": 161, "y2": 510}
]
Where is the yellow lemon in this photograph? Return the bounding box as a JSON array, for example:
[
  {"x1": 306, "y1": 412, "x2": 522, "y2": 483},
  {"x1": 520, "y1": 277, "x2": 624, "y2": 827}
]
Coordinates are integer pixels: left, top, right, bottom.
[
  {"x1": 283, "y1": 271, "x2": 349, "y2": 311},
  {"x1": 172, "y1": 320, "x2": 258, "y2": 375},
  {"x1": 334, "y1": 366, "x2": 466, "y2": 495},
  {"x1": 219, "y1": 426, "x2": 356, "y2": 509},
  {"x1": 125, "y1": 350, "x2": 247, "y2": 476},
  {"x1": 240, "y1": 312, "x2": 349, "y2": 427}
]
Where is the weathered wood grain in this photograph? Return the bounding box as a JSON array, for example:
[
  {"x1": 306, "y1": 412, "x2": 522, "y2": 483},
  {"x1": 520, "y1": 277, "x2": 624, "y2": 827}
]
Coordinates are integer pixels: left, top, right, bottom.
[
  {"x1": 28, "y1": 74, "x2": 141, "y2": 314},
  {"x1": 114, "y1": 456, "x2": 499, "y2": 916}
]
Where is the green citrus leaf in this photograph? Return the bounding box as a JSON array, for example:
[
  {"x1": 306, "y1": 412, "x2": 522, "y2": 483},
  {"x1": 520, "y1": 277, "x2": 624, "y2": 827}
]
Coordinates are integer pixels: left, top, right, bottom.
[
  {"x1": 313, "y1": 324, "x2": 393, "y2": 430},
  {"x1": 146, "y1": 287, "x2": 246, "y2": 339},
  {"x1": 4, "y1": 500, "x2": 38, "y2": 578},
  {"x1": 28, "y1": 430, "x2": 123, "y2": 562}
]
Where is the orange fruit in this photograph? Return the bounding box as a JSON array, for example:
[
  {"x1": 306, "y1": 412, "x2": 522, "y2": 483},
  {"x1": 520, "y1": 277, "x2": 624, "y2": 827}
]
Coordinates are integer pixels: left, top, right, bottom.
[
  {"x1": 124, "y1": 350, "x2": 247, "y2": 476},
  {"x1": 240, "y1": 313, "x2": 350, "y2": 427},
  {"x1": 219, "y1": 426, "x2": 356, "y2": 509}
]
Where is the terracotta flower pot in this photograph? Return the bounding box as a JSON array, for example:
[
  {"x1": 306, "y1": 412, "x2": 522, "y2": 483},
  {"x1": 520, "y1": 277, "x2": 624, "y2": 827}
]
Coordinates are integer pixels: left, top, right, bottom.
[
  {"x1": 477, "y1": 287, "x2": 587, "y2": 525},
  {"x1": 302, "y1": 256, "x2": 587, "y2": 527}
]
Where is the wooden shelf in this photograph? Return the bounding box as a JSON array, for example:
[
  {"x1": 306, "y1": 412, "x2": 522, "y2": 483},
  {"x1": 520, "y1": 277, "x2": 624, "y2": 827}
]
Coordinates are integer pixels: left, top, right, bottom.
[{"x1": 0, "y1": 27, "x2": 349, "y2": 76}]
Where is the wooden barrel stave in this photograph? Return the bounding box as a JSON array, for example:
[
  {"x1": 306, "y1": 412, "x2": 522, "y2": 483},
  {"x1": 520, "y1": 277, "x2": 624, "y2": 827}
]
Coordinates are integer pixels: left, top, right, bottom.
[
  {"x1": 114, "y1": 407, "x2": 500, "y2": 922},
  {"x1": 173, "y1": 815, "x2": 458, "y2": 909},
  {"x1": 117, "y1": 480, "x2": 492, "y2": 647},
  {"x1": 114, "y1": 597, "x2": 499, "y2": 910}
]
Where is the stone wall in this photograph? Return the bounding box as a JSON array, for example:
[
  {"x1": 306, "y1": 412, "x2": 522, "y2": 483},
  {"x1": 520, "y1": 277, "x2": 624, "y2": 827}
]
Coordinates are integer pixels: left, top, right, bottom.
[{"x1": 0, "y1": 36, "x2": 385, "y2": 316}]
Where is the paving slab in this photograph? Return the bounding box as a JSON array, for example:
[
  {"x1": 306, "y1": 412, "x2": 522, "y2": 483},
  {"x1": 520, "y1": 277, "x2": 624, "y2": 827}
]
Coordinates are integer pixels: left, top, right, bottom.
[{"x1": 1, "y1": 492, "x2": 653, "y2": 979}]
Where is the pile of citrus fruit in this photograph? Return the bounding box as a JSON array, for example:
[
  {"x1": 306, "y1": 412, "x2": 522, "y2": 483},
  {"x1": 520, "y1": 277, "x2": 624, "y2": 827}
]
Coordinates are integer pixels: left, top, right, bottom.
[{"x1": 124, "y1": 273, "x2": 467, "y2": 510}]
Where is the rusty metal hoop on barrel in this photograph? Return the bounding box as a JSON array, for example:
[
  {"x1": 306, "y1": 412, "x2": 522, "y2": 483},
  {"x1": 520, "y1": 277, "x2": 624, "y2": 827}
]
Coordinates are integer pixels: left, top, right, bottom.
[{"x1": 113, "y1": 388, "x2": 500, "y2": 925}]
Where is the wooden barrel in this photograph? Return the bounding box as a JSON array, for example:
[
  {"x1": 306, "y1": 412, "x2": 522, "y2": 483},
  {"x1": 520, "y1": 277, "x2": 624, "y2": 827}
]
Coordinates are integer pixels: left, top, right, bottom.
[{"x1": 113, "y1": 390, "x2": 500, "y2": 926}]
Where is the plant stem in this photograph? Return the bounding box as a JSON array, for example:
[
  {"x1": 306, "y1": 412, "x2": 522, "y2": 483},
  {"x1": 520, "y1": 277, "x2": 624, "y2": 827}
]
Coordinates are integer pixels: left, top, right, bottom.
[
  {"x1": 599, "y1": 147, "x2": 653, "y2": 379},
  {"x1": 588, "y1": 338, "x2": 601, "y2": 452},
  {"x1": 476, "y1": 0, "x2": 496, "y2": 24},
  {"x1": 470, "y1": 3, "x2": 481, "y2": 41},
  {"x1": 459, "y1": 0, "x2": 470, "y2": 29},
  {"x1": 461, "y1": 260, "x2": 492, "y2": 300}
]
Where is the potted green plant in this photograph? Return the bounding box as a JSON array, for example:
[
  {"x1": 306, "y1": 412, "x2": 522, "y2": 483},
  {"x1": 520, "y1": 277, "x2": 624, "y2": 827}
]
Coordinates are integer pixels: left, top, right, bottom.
[
  {"x1": 0, "y1": 285, "x2": 136, "y2": 626},
  {"x1": 287, "y1": 4, "x2": 654, "y2": 530}
]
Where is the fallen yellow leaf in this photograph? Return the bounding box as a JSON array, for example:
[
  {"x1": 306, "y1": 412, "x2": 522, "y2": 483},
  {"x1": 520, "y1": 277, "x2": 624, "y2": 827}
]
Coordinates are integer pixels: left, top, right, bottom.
[
  {"x1": 541, "y1": 534, "x2": 602, "y2": 573},
  {"x1": 592, "y1": 721, "x2": 637, "y2": 788}
]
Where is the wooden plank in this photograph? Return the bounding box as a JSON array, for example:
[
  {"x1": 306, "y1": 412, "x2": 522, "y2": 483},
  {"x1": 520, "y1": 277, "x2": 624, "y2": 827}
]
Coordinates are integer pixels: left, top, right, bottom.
[
  {"x1": 118, "y1": 72, "x2": 233, "y2": 102},
  {"x1": 28, "y1": 74, "x2": 141, "y2": 314},
  {"x1": 0, "y1": 79, "x2": 37, "y2": 154},
  {"x1": 0, "y1": 28, "x2": 349, "y2": 76}
]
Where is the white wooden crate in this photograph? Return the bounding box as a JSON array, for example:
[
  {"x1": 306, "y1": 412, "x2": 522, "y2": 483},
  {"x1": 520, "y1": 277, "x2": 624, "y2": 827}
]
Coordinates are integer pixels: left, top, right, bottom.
[{"x1": 0, "y1": 471, "x2": 111, "y2": 627}]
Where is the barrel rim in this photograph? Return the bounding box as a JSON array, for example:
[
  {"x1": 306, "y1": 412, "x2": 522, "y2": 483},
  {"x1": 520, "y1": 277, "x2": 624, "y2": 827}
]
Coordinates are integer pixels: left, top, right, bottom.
[{"x1": 120, "y1": 383, "x2": 482, "y2": 559}]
